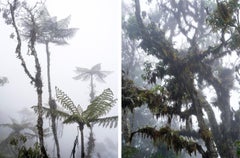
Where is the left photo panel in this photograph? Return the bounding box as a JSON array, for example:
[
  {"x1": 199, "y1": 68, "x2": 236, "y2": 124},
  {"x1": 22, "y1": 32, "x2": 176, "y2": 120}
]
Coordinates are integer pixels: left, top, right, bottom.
[{"x1": 0, "y1": 0, "x2": 120, "y2": 158}]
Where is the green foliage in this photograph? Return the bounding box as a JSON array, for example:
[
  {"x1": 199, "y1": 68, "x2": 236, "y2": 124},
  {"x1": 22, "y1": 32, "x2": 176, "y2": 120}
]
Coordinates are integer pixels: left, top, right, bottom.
[
  {"x1": 54, "y1": 87, "x2": 117, "y2": 158},
  {"x1": 10, "y1": 135, "x2": 41, "y2": 158},
  {"x1": 123, "y1": 16, "x2": 141, "y2": 40},
  {"x1": 122, "y1": 145, "x2": 139, "y2": 158},
  {"x1": 207, "y1": 0, "x2": 237, "y2": 29},
  {"x1": 123, "y1": 0, "x2": 240, "y2": 157},
  {"x1": 35, "y1": 87, "x2": 118, "y2": 128},
  {"x1": 92, "y1": 116, "x2": 118, "y2": 128},
  {"x1": 0, "y1": 152, "x2": 8, "y2": 158},
  {"x1": 151, "y1": 144, "x2": 183, "y2": 158},
  {"x1": 123, "y1": 77, "x2": 189, "y2": 120},
  {"x1": 229, "y1": 31, "x2": 240, "y2": 50},
  {"x1": 55, "y1": 86, "x2": 81, "y2": 117},
  {"x1": 206, "y1": 0, "x2": 240, "y2": 47},
  {"x1": 235, "y1": 140, "x2": 240, "y2": 157},
  {"x1": 122, "y1": 76, "x2": 166, "y2": 114},
  {"x1": 131, "y1": 126, "x2": 200, "y2": 156},
  {"x1": 83, "y1": 88, "x2": 116, "y2": 121},
  {"x1": 55, "y1": 87, "x2": 117, "y2": 126}
]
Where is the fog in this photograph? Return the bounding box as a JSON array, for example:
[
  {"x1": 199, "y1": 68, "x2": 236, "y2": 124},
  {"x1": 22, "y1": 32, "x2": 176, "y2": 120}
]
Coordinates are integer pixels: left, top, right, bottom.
[{"x1": 0, "y1": 0, "x2": 120, "y2": 157}]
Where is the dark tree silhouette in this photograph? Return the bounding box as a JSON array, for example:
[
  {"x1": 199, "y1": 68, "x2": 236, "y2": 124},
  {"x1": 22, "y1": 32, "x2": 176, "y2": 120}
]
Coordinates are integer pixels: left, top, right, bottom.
[
  {"x1": 3, "y1": 2, "x2": 48, "y2": 157},
  {"x1": 122, "y1": 0, "x2": 240, "y2": 158}
]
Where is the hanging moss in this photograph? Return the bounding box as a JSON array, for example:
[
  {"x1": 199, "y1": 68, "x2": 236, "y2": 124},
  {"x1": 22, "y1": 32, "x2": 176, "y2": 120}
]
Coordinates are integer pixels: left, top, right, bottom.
[{"x1": 130, "y1": 126, "x2": 202, "y2": 156}]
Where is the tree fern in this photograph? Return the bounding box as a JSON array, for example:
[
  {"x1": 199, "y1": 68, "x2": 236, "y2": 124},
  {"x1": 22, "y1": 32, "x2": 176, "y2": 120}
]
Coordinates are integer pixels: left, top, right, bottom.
[
  {"x1": 92, "y1": 116, "x2": 118, "y2": 128},
  {"x1": 33, "y1": 87, "x2": 117, "y2": 158},
  {"x1": 73, "y1": 64, "x2": 112, "y2": 83},
  {"x1": 33, "y1": 105, "x2": 69, "y2": 120},
  {"x1": 22, "y1": 6, "x2": 78, "y2": 45},
  {"x1": 22, "y1": 7, "x2": 78, "y2": 158},
  {"x1": 73, "y1": 63, "x2": 112, "y2": 102},
  {"x1": 0, "y1": 118, "x2": 32, "y2": 133},
  {"x1": 83, "y1": 88, "x2": 116, "y2": 120},
  {"x1": 55, "y1": 86, "x2": 80, "y2": 116}
]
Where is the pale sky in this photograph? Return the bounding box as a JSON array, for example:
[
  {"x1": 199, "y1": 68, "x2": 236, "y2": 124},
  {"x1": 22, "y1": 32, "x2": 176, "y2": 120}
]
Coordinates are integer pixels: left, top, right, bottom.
[{"x1": 0, "y1": 0, "x2": 121, "y2": 157}]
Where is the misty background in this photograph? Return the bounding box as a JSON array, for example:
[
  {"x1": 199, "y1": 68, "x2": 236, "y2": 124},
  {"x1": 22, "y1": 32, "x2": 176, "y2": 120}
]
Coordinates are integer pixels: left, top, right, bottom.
[{"x1": 0, "y1": 0, "x2": 120, "y2": 157}]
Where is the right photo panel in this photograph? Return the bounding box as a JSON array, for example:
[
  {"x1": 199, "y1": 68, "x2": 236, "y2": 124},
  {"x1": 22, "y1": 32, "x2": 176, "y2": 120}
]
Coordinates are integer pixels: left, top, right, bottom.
[{"x1": 122, "y1": 0, "x2": 240, "y2": 158}]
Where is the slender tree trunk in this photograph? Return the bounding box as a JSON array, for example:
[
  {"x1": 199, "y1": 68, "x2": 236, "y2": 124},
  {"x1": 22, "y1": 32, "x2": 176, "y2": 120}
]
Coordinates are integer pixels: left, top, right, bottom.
[
  {"x1": 33, "y1": 30, "x2": 48, "y2": 158},
  {"x1": 10, "y1": 4, "x2": 48, "y2": 156},
  {"x1": 86, "y1": 126, "x2": 95, "y2": 158},
  {"x1": 46, "y1": 42, "x2": 52, "y2": 99},
  {"x1": 46, "y1": 42, "x2": 61, "y2": 158},
  {"x1": 79, "y1": 123, "x2": 85, "y2": 158},
  {"x1": 122, "y1": 109, "x2": 131, "y2": 146},
  {"x1": 37, "y1": 86, "x2": 48, "y2": 158},
  {"x1": 192, "y1": 96, "x2": 218, "y2": 158},
  {"x1": 199, "y1": 66, "x2": 236, "y2": 158},
  {"x1": 26, "y1": 7, "x2": 49, "y2": 158},
  {"x1": 87, "y1": 76, "x2": 96, "y2": 157},
  {"x1": 49, "y1": 99, "x2": 60, "y2": 158},
  {"x1": 90, "y1": 75, "x2": 95, "y2": 102}
]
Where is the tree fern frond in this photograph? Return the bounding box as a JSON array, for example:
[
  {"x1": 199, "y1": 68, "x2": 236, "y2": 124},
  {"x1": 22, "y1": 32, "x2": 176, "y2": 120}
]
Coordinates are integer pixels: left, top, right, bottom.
[
  {"x1": 32, "y1": 105, "x2": 49, "y2": 118},
  {"x1": 94, "y1": 71, "x2": 113, "y2": 83},
  {"x1": 73, "y1": 72, "x2": 91, "y2": 81},
  {"x1": 25, "y1": 126, "x2": 52, "y2": 138},
  {"x1": 0, "y1": 119, "x2": 32, "y2": 132},
  {"x1": 73, "y1": 64, "x2": 112, "y2": 84},
  {"x1": 52, "y1": 108, "x2": 71, "y2": 120},
  {"x1": 91, "y1": 63, "x2": 101, "y2": 72},
  {"x1": 63, "y1": 114, "x2": 85, "y2": 124},
  {"x1": 25, "y1": 6, "x2": 78, "y2": 45},
  {"x1": 74, "y1": 67, "x2": 90, "y2": 73},
  {"x1": 32, "y1": 105, "x2": 70, "y2": 120},
  {"x1": 50, "y1": 28, "x2": 78, "y2": 45},
  {"x1": 9, "y1": 117, "x2": 18, "y2": 124},
  {"x1": 57, "y1": 15, "x2": 71, "y2": 29},
  {"x1": 42, "y1": 127, "x2": 52, "y2": 137},
  {"x1": 55, "y1": 28, "x2": 78, "y2": 39},
  {"x1": 50, "y1": 38, "x2": 68, "y2": 45},
  {"x1": 55, "y1": 87, "x2": 80, "y2": 116},
  {"x1": 83, "y1": 88, "x2": 116, "y2": 120},
  {"x1": 91, "y1": 116, "x2": 118, "y2": 128}
]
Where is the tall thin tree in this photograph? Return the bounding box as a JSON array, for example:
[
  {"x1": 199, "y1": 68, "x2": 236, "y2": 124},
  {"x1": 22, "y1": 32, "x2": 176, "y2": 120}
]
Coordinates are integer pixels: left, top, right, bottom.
[
  {"x1": 73, "y1": 63, "x2": 112, "y2": 102},
  {"x1": 73, "y1": 63, "x2": 112, "y2": 156},
  {"x1": 5, "y1": 2, "x2": 48, "y2": 157},
  {"x1": 22, "y1": 7, "x2": 78, "y2": 158}
]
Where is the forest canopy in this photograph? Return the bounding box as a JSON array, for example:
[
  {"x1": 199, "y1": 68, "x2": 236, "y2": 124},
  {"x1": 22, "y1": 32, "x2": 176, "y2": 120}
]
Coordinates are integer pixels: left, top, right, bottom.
[{"x1": 122, "y1": 0, "x2": 240, "y2": 158}]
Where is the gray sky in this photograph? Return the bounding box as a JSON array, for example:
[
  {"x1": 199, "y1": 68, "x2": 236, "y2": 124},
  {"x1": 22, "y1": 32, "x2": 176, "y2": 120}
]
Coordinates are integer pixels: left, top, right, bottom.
[{"x1": 0, "y1": 0, "x2": 120, "y2": 157}]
